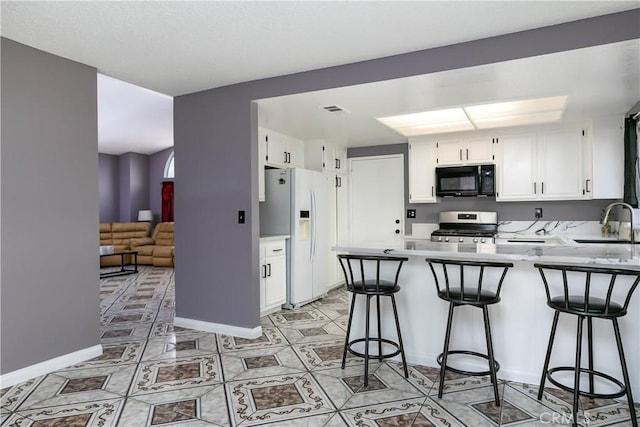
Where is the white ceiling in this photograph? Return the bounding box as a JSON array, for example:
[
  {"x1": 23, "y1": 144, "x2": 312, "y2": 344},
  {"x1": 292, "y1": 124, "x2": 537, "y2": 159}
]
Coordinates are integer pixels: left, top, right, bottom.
[
  {"x1": 2, "y1": 1, "x2": 639, "y2": 154},
  {"x1": 97, "y1": 74, "x2": 173, "y2": 155}
]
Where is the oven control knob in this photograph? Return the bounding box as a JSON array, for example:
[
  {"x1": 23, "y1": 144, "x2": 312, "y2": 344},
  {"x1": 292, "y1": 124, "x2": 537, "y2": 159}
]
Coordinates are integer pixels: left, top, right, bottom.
[
  {"x1": 444, "y1": 237, "x2": 450, "y2": 242},
  {"x1": 473, "y1": 238, "x2": 478, "y2": 243},
  {"x1": 458, "y1": 237, "x2": 464, "y2": 243},
  {"x1": 437, "y1": 237, "x2": 443, "y2": 242},
  {"x1": 481, "y1": 238, "x2": 486, "y2": 243}
]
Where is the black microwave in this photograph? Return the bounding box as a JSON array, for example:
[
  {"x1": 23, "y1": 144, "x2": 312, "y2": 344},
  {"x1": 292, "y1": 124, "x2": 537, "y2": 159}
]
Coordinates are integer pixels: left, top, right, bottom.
[{"x1": 435, "y1": 164, "x2": 495, "y2": 197}]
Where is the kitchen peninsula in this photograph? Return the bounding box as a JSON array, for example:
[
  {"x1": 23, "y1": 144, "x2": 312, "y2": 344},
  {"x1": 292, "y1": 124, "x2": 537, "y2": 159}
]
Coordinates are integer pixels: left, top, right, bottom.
[{"x1": 333, "y1": 239, "x2": 640, "y2": 397}]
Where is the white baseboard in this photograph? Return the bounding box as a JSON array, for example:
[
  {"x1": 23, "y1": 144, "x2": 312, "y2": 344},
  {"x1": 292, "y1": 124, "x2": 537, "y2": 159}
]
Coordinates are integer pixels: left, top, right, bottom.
[
  {"x1": 0, "y1": 344, "x2": 103, "y2": 389},
  {"x1": 175, "y1": 317, "x2": 262, "y2": 339}
]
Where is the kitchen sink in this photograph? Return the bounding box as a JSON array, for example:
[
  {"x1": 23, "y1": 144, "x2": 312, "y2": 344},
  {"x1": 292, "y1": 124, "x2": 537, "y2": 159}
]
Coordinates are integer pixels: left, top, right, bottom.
[{"x1": 495, "y1": 235, "x2": 576, "y2": 246}]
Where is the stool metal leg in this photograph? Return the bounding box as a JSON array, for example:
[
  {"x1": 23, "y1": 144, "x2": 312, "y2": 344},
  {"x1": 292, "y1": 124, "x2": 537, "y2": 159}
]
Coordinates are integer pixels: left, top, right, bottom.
[
  {"x1": 438, "y1": 303, "x2": 455, "y2": 399},
  {"x1": 587, "y1": 317, "x2": 594, "y2": 395},
  {"x1": 376, "y1": 295, "x2": 382, "y2": 360},
  {"x1": 538, "y1": 311, "x2": 560, "y2": 400},
  {"x1": 482, "y1": 306, "x2": 500, "y2": 406},
  {"x1": 572, "y1": 315, "x2": 584, "y2": 427},
  {"x1": 364, "y1": 294, "x2": 372, "y2": 387},
  {"x1": 612, "y1": 318, "x2": 638, "y2": 427},
  {"x1": 390, "y1": 294, "x2": 408, "y2": 378},
  {"x1": 342, "y1": 293, "x2": 357, "y2": 369}
]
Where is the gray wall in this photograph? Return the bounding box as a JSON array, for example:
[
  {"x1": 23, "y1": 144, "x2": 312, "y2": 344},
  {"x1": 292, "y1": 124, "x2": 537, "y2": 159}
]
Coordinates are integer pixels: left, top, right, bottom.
[
  {"x1": 173, "y1": 10, "x2": 640, "y2": 330},
  {"x1": 348, "y1": 144, "x2": 618, "y2": 228},
  {"x1": 118, "y1": 152, "x2": 150, "y2": 222},
  {"x1": 98, "y1": 153, "x2": 119, "y2": 222},
  {"x1": 1, "y1": 38, "x2": 100, "y2": 374},
  {"x1": 149, "y1": 147, "x2": 174, "y2": 222}
]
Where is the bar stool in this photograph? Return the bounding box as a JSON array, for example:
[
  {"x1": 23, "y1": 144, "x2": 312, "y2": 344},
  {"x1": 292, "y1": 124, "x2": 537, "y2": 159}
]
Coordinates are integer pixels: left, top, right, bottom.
[
  {"x1": 338, "y1": 254, "x2": 409, "y2": 387},
  {"x1": 425, "y1": 257, "x2": 513, "y2": 405},
  {"x1": 535, "y1": 263, "x2": 640, "y2": 427}
]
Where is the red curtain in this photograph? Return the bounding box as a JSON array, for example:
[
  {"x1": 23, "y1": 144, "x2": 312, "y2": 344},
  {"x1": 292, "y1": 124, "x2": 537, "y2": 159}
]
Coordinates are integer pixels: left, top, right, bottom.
[{"x1": 161, "y1": 181, "x2": 174, "y2": 222}]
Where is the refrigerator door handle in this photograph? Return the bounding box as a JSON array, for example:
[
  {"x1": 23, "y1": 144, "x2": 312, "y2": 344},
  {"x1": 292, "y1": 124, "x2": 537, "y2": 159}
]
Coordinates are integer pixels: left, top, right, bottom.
[{"x1": 311, "y1": 190, "x2": 316, "y2": 259}]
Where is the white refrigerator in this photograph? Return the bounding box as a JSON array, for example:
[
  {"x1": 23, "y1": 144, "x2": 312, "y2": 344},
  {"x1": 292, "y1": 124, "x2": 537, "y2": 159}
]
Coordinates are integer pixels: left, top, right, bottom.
[{"x1": 260, "y1": 168, "x2": 329, "y2": 308}]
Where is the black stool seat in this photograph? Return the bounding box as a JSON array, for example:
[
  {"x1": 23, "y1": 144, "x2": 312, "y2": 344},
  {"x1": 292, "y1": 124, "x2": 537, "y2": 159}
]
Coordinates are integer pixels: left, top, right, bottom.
[
  {"x1": 426, "y1": 257, "x2": 513, "y2": 406},
  {"x1": 438, "y1": 288, "x2": 499, "y2": 304},
  {"x1": 349, "y1": 280, "x2": 399, "y2": 294},
  {"x1": 549, "y1": 295, "x2": 625, "y2": 315},
  {"x1": 535, "y1": 263, "x2": 640, "y2": 427},
  {"x1": 338, "y1": 254, "x2": 409, "y2": 387}
]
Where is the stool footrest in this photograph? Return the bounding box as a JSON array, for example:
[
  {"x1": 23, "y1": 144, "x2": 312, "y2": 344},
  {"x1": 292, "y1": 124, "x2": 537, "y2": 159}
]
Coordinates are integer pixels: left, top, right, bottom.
[
  {"x1": 347, "y1": 338, "x2": 401, "y2": 360},
  {"x1": 546, "y1": 366, "x2": 627, "y2": 399},
  {"x1": 437, "y1": 350, "x2": 500, "y2": 377}
]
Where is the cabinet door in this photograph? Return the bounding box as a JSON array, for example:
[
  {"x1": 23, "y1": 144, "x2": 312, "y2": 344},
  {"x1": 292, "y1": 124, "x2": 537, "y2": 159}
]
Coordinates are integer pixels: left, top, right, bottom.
[
  {"x1": 286, "y1": 135, "x2": 305, "y2": 168},
  {"x1": 336, "y1": 174, "x2": 349, "y2": 245},
  {"x1": 265, "y1": 256, "x2": 287, "y2": 308},
  {"x1": 538, "y1": 128, "x2": 584, "y2": 200},
  {"x1": 465, "y1": 137, "x2": 494, "y2": 163},
  {"x1": 409, "y1": 141, "x2": 437, "y2": 203},
  {"x1": 334, "y1": 146, "x2": 347, "y2": 174},
  {"x1": 437, "y1": 140, "x2": 464, "y2": 165},
  {"x1": 265, "y1": 130, "x2": 287, "y2": 167},
  {"x1": 496, "y1": 134, "x2": 537, "y2": 200}
]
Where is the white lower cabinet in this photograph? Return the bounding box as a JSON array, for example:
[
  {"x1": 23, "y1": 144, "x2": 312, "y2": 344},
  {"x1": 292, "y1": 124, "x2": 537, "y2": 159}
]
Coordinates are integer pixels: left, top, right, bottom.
[{"x1": 259, "y1": 238, "x2": 287, "y2": 316}]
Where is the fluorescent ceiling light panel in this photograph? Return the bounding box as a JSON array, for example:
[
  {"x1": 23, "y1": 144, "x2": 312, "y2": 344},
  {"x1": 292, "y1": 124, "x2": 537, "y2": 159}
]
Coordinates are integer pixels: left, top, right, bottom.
[
  {"x1": 376, "y1": 96, "x2": 567, "y2": 136},
  {"x1": 472, "y1": 110, "x2": 564, "y2": 129},
  {"x1": 464, "y1": 96, "x2": 567, "y2": 127},
  {"x1": 377, "y1": 108, "x2": 474, "y2": 136}
]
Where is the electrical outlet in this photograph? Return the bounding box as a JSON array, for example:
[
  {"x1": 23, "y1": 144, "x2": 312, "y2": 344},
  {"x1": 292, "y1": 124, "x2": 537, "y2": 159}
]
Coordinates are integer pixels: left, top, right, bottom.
[
  {"x1": 535, "y1": 208, "x2": 543, "y2": 219},
  {"x1": 407, "y1": 209, "x2": 416, "y2": 219}
]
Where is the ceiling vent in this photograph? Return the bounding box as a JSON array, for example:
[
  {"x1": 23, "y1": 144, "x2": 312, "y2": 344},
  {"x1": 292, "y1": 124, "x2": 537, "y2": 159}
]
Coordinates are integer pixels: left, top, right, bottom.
[{"x1": 322, "y1": 104, "x2": 350, "y2": 113}]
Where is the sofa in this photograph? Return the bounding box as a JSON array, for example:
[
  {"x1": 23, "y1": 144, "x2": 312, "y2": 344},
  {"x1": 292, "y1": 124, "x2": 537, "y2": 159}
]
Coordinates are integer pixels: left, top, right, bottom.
[
  {"x1": 131, "y1": 222, "x2": 175, "y2": 267},
  {"x1": 99, "y1": 222, "x2": 151, "y2": 266}
]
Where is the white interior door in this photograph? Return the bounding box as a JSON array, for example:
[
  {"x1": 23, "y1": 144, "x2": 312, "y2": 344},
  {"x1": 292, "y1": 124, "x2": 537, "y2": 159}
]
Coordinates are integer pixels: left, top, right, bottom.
[{"x1": 349, "y1": 154, "x2": 405, "y2": 245}]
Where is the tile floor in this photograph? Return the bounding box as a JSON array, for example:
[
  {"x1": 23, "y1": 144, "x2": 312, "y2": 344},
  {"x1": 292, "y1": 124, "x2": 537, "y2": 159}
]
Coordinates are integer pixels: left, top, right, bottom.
[{"x1": 1, "y1": 266, "x2": 638, "y2": 426}]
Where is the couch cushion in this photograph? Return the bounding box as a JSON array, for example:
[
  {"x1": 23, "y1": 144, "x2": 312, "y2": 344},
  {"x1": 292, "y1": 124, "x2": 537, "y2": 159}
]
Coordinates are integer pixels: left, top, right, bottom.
[
  {"x1": 135, "y1": 245, "x2": 155, "y2": 256},
  {"x1": 153, "y1": 222, "x2": 174, "y2": 246},
  {"x1": 153, "y1": 246, "x2": 174, "y2": 257}
]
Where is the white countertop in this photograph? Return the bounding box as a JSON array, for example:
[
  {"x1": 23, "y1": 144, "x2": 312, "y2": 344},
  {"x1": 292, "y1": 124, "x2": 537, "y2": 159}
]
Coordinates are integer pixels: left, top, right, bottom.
[
  {"x1": 259, "y1": 234, "x2": 290, "y2": 241},
  {"x1": 334, "y1": 238, "x2": 640, "y2": 266}
]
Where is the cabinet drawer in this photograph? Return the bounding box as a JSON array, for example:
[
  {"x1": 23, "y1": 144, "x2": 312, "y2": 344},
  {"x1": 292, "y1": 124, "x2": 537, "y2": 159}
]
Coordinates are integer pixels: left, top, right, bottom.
[{"x1": 263, "y1": 240, "x2": 286, "y2": 257}]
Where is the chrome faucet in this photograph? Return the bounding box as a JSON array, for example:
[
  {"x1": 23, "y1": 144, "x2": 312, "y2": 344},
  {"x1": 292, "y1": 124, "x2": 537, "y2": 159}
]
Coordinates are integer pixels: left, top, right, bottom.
[{"x1": 602, "y1": 202, "x2": 635, "y2": 246}]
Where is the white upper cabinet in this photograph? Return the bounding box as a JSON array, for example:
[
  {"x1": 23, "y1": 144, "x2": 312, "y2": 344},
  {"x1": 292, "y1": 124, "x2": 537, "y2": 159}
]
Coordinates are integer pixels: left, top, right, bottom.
[
  {"x1": 496, "y1": 133, "x2": 538, "y2": 200},
  {"x1": 408, "y1": 138, "x2": 438, "y2": 203},
  {"x1": 589, "y1": 115, "x2": 624, "y2": 199},
  {"x1": 496, "y1": 126, "x2": 587, "y2": 201},
  {"x1": 263, "y1": 128, "x2": 304, "y2": 168},
  {"x1": 436, "y1": 137, "x2": 493, "y2": 166},
  {"x1": 305, "y1": 140, "x2": 347, "y2": 174},
  {"x1": 538, "y1": 128, "x2": 584, "y2": 200}
]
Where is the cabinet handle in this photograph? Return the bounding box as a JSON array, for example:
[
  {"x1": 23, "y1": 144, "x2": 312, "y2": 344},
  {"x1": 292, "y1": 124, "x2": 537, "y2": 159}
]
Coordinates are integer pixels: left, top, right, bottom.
[
  {"x1": 542, "y1": 182, "x2": 544, "y2": 194},
  {"x1": 466, "y1": 148, "x2": 469, "y2": 160},
  {"x1": 338, "y1": 177, "x2": 342, "y2": 187},
  {"x1": 262, "y1": 265, "x2": 267, "y2": 278},
  {"x1": 287, "y1": 152, "x2": 291, "y2": 163},
  {"x1": 459, "y1": 149, "x2": 462, "y2": 161},
  {"x1": 272, "y1": 248, "x2": 283, "y2": 252},
  {"x1": 431, "y1": 186, "x2": 434, "y2": 197},
  {"x1": 283, "y1": 152, "x2": 288, "y2": 163},
  {"x1": 534, "y1": 182, "x2": 537, "y2": 194},
  {"x1": 586, "y1": 179, "x2": 591, "y2": 193},
  {"x1": 335, "y1": 158, "x2": 340, "y2": 169},
  {"x1": 267, "y1": 263, "x2": 271, "y2": 277}
]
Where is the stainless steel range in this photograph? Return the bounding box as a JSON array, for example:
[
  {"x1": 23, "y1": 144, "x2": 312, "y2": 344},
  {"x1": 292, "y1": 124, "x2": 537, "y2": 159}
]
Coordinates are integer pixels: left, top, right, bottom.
[{"x1": 430, "y1": 211, "x2": 498, "y2": 244}]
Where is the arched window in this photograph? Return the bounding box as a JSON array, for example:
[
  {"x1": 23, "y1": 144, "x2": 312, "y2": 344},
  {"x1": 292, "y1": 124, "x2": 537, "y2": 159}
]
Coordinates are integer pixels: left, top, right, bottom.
[{"x1": 164, "y1": 151, "x2": 175, "y2": 179}]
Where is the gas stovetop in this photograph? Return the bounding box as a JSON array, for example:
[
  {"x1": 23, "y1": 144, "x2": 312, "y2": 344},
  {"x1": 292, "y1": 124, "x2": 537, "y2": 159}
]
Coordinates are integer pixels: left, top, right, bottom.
[{"x1": 430, "y1": 211, "x2": 498, "y2": 243}]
